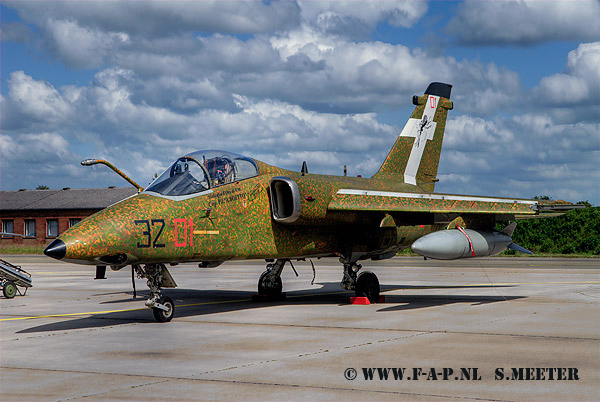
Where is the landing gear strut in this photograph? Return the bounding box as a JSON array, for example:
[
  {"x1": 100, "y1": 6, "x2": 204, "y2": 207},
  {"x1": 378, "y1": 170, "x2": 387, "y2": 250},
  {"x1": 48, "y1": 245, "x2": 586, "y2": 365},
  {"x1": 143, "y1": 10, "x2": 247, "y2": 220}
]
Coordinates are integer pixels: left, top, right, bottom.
[
  {"x1": 133, "y1": 263, "x2": 176, "y2": 322},
  {"x1": 340, "y1": 256, "x2": 380, "y2": 303},
  {"x1": 258, "y1": 259, "x2": 286, "y2": 297},
  {"x1": 340, "y1": 260, "x2": 362, "y2": 291}
]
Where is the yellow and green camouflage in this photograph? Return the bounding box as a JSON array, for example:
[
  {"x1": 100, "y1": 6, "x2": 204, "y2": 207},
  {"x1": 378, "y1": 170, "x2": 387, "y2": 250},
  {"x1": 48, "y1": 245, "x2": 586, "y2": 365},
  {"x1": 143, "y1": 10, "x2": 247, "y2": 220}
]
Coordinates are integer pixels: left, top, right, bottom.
[{"x1": 47, "y1": 82, "x2": 542, "y2": 268}]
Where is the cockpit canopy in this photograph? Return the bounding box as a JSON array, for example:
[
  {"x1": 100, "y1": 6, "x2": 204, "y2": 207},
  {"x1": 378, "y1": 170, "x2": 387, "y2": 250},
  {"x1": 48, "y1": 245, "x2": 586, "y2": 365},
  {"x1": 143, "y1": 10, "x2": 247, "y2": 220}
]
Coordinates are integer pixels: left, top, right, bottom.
[{"x1": 145, "y1": 150, "x2": 259, "y2": 197}]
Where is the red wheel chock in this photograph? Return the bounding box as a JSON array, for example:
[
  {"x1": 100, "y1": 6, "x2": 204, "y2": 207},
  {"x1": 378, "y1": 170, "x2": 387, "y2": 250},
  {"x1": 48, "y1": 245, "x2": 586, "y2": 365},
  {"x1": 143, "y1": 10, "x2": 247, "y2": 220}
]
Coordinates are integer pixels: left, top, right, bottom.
[{"x1": 350, "y1": 295, "x2": 386, "y2": 304}]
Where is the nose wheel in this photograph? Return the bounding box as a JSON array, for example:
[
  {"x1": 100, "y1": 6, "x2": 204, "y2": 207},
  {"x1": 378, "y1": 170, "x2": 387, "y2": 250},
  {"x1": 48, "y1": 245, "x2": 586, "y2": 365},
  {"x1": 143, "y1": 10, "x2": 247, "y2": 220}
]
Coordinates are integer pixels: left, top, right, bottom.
[{"x1": 152, "y1": 296, "x2": 175, "y2": 322}]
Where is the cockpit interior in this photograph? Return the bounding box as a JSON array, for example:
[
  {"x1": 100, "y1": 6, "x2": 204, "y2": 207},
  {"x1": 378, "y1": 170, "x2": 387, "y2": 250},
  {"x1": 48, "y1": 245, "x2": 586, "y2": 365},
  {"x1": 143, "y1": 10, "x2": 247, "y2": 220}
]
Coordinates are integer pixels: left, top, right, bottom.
[{"x1": 145, "y1": 150, "x2": 259, "y2": 197}]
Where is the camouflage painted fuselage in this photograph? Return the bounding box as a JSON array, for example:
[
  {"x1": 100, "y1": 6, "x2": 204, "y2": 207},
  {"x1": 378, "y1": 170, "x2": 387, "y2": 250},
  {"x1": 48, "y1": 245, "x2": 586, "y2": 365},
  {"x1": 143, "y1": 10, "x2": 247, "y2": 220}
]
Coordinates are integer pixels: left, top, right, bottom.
[
  {"x1": 54, "y1": 82, "x2": 540, "y2": 267},
  {"x1": 58, "y1": 162, "x2": 440, "y2": 266}
]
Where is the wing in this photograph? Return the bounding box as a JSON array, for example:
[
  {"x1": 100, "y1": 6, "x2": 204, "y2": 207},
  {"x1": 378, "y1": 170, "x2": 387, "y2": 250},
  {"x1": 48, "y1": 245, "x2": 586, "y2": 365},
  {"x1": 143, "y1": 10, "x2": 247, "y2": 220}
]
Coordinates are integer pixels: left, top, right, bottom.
[{"x1": 328, "y1": 189, "x2": 539, "y2": 219}]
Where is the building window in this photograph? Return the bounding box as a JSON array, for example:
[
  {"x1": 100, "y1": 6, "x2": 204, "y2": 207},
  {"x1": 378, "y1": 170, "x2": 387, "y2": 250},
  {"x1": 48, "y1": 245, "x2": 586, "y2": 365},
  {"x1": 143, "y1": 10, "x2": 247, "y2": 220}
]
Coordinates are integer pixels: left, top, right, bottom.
[
  {"x1": 69, "y1": 218, "x2": 81, "y2": 228},
  {"x1": 24, "y1": 219, "x2": 36, "y2": 237},
  {"x1": 47, "y1": 219, "x2": 59, "y2": 237},
  {"x1": 2, "y1": 220, "x2": 14, "y2": 237}
]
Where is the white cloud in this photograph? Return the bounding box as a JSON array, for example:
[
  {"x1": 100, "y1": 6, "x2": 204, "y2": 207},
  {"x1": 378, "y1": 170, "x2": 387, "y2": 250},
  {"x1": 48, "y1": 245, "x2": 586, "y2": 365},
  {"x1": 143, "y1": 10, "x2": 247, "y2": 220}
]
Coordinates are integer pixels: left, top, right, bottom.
[
  {"x1": 299, "y1": 0, "x2": 427, "y2": 37},
  {"x1": 534, "y1": 42, "x2": 600, "y2": 107},
  {"x1": 1, "y1": 1, "x2": 598, "y2": 204},
  {"x1": 437, "y1": 112, "x2": 599, "y2": 202},
  {"x1": 4, "y1": 53, "x2": 596, "y2": 200},
  {"x1": 0, "y1": 132, "x2": 80, "y2": 189},
  {"x1": 0, "y1": 132, "x2": 70, "y2": 162},
  {"x1": 1, "y1": 71, "x2": 398, "y2": 189},
  {"x1": 447, "y1": 0, "x2": 600, "y2": 45},
  {"x1": 267, "y1": 28, "x2": 523, "y2": 115},
  {"x1": 4, "y1": 1, "x2": 522, "y2": 115},
  {"x1": 43, "y1": 19, "x2": 130, "y2": 69},
  {"x1": 5, "y1": 71, "x2": 72, "y2": 128},
  {"x1": 445, "y1": 115, "x2": 516, "y2": 152},
  {"x1": 9, "y1": 0, "x2": 301, "y2": 36}
]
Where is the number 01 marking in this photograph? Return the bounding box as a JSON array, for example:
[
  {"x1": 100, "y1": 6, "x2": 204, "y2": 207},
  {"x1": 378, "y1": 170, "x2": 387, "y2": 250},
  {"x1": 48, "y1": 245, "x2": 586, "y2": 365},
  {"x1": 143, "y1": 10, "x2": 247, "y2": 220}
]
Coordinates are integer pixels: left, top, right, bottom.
[
  {"x1": 429, "y1": 96, "x2": 437, "y2": 109},
  {"x1": 174, "y1": 218, "x2": 194, "y2": 247}
]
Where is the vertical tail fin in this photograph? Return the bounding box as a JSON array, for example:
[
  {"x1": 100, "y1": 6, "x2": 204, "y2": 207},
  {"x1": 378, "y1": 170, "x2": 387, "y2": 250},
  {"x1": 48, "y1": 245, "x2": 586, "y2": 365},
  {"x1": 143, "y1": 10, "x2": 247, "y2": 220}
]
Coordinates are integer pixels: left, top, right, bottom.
[{"x1": 373, "y1": 82, "x2": 453, "y2": 192}]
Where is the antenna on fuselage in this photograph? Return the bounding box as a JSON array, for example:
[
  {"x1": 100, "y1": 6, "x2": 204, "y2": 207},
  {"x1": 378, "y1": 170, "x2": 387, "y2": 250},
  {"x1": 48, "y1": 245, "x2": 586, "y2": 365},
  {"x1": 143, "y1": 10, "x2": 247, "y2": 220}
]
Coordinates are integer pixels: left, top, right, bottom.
[{"x1": 301, "y1": 161, "x2": 308, "y2": 176}]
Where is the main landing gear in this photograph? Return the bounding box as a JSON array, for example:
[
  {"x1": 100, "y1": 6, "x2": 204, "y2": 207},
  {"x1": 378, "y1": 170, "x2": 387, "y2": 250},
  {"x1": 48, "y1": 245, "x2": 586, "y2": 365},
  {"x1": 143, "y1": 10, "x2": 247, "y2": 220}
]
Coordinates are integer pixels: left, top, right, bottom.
[
  {"x1": 256, "y1": 256, "x2": 381, "y2": 303},
  {"x1": 258, "y1": 259, "x2": 286, "y2": 298},
  {"x1": 133, "y1": 263, "x2": 177, "y2": 322},
  {"x1": 340, "y1": 257, "x2": 380, "y2": 303}
]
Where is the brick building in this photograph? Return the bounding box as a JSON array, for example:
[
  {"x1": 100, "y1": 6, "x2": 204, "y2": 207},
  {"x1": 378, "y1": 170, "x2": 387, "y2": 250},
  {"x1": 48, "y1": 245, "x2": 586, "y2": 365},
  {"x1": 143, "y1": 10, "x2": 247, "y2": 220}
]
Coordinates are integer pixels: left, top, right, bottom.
[{"x1": 1, "y1": 187, "x2": 138, "y2": 246}]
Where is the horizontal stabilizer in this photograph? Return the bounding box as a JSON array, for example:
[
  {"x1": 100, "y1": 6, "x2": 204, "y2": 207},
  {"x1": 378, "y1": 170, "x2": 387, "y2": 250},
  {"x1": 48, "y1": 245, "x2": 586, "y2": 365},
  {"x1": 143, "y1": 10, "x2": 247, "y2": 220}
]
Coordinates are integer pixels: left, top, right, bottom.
[
  {"x1": 537, "y1": 203, "x2": 586, "y2": 212},
  {"x1": 515, "y1": 212, "x2": 564, "y2": 220}
]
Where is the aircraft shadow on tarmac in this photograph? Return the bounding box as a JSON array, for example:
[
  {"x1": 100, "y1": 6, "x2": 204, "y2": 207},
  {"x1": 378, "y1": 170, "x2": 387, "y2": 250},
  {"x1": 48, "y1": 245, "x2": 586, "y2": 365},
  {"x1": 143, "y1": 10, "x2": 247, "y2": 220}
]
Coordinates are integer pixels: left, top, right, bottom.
[{"x1": 17, "y1": 281, "x2": 523, "y2": 334}]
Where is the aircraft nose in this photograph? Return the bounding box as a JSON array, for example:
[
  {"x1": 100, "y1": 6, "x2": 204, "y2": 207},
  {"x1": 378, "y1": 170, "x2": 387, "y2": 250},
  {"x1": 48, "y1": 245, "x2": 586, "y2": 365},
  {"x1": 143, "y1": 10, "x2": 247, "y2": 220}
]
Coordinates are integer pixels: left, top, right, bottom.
[{"x1": 44, "y1": 239, "x2": 66, "y2": 260}]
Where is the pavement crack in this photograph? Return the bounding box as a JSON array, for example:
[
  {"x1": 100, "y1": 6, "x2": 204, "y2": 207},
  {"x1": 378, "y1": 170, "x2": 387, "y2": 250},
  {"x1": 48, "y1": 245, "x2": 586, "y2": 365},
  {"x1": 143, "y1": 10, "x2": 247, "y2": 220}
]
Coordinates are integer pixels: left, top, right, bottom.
[
  {"x1": 175, "y1": 319, "x2": 600, "y2": 341},
  {"x1": 192, "y1": 331, "x2": 433, "y2": 377},
  {"x1": 3, "y1": 366, "x2": 512, "y2": 402}
]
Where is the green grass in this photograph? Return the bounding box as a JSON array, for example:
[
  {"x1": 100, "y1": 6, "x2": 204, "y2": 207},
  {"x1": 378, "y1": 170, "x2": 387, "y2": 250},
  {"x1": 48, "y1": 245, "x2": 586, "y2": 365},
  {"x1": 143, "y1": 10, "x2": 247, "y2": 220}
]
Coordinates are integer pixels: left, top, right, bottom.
[
  {"x1": 0, "y1": 245, "x2": 46, "y2": 255},
  {"x1": 397, "y1": 248, "x2": 598, "y2": 258},
  {"x1": 495, "y1": 250, "x2": 599, "y2": 258}
]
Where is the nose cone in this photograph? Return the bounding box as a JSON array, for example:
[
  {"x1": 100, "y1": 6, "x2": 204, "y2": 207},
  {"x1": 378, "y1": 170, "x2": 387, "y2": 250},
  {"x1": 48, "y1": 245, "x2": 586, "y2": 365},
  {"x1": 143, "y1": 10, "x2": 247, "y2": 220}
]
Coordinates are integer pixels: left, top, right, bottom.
[
  {"x1": 411, "y1": 230, "x2": 468, "y2": 260},
  {"x1": 44, "y1": 239, "x2": 66, "y2": 260}
]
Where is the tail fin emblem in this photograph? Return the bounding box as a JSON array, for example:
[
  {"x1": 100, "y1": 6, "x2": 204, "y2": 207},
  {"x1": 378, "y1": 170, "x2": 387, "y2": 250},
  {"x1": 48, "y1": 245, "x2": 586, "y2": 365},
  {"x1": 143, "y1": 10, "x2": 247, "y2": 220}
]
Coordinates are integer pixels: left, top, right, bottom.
[
  {"x1": 372, "y1": 82, "x2": 452, "y2": 190},
  {"x1": 401, "y1": 95, "x2": 439, "y2": 185},
  {"x1": 415, "y1": 114, "x2": 433, "y2": 148}
]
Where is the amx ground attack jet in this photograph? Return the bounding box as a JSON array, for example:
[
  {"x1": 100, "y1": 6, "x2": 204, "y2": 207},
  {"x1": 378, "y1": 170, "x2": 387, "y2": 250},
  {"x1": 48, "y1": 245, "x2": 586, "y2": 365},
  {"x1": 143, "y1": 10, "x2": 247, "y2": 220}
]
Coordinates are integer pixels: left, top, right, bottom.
[{"x1": 45, "y1": 83, "x2": 553, "y2": 322}]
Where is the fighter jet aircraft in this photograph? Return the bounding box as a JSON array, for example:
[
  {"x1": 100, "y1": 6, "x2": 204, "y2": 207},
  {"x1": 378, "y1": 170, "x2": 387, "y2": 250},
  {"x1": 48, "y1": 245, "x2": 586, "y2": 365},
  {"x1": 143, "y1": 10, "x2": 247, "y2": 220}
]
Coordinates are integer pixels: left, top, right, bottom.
[{"x1": 45, "y1": 82, "x2": 552, "y2": 322}]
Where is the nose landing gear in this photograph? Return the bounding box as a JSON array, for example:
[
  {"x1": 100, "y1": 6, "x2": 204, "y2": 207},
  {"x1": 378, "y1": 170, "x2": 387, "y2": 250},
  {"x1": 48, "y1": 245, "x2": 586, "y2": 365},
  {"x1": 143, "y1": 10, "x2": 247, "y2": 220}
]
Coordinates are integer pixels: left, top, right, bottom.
[{"x1": 133, "y1": 263, "x2": 177, "y2": 322}]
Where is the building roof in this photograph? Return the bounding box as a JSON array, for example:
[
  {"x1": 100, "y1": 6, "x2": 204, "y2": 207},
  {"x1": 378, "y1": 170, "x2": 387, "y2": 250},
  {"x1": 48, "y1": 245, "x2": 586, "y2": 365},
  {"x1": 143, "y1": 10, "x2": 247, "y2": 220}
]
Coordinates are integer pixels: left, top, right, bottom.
[{"x1": 0, "y1": 187, "x2": 139, "y2": 211}]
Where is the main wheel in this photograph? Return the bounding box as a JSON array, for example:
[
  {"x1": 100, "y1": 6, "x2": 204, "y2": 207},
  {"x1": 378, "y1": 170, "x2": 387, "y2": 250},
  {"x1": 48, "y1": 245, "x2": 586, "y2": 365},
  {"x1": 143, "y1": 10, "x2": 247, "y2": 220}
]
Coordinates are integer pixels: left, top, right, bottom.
[
  {"x1": 152, "y1": 296, "x2": 175, "y2": 322},
  {"x1": 258, "y1": 270, "x2": 283, "y2": 297},
  {"x1": 355, "y1": 271, "x2": 380, "y2": 303},
  {"x1": 3, "y1": 282, "x2": 17, "y2": 299}
]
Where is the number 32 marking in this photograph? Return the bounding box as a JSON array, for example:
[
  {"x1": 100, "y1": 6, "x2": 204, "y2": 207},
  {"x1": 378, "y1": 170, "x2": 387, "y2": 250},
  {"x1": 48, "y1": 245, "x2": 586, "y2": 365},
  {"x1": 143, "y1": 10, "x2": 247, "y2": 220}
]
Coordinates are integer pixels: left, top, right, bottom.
[{"x1": 135, "y1": 219, "x2": 165, "y2": 248}]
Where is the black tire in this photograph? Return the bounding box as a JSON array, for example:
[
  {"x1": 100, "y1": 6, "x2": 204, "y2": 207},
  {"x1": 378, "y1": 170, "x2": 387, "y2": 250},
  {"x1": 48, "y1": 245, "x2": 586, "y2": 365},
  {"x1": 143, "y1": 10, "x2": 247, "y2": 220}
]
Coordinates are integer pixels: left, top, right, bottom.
[
  {"x1": 258, "y1": 271, "x2": 283, "y2": 296},
  {"x1": 3, "y1": 282, "x2": 17, "y2": 299},
  {"x1": 153, "y1": 296, "x2": 175, "y2": 322},
  {"x1": 355, "y1": 271, "x2": 380, "y2": 303}
]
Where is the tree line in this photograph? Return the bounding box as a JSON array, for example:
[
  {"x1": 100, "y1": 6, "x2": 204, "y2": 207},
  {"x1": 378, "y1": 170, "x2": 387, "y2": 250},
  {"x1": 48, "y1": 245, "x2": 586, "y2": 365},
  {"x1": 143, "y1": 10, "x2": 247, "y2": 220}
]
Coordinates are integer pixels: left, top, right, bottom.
[{"x1": 509, "y1": 206, "x2": 600, "y2": 255}]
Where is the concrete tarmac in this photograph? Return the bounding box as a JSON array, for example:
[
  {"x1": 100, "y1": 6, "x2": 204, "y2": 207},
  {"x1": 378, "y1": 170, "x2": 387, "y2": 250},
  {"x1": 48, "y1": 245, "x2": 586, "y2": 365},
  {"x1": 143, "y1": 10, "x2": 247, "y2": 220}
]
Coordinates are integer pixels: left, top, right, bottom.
[{"x1": 0, "y1": 256, "x2": 598, "y2": 401}]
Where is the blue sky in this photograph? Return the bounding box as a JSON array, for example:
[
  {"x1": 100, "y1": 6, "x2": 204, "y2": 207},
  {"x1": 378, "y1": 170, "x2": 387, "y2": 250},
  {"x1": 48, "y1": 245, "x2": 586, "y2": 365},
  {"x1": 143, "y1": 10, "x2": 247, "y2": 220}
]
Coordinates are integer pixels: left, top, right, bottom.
[{"x1": 1, "y1": 0, "x2": 599, "y2": 205}]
